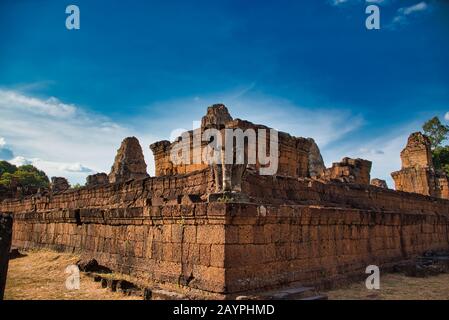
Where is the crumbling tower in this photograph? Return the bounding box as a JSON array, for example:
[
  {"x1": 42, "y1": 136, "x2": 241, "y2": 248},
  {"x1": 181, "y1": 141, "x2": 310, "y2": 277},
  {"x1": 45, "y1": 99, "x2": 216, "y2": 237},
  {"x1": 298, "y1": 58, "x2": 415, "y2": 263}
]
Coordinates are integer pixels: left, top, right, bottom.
[
  {"x1": 391, "y1": 132, "x2": 449, "y2": 199},
  {"x1": 109, "y1": 137, "x2": 149, "y2": 183}
]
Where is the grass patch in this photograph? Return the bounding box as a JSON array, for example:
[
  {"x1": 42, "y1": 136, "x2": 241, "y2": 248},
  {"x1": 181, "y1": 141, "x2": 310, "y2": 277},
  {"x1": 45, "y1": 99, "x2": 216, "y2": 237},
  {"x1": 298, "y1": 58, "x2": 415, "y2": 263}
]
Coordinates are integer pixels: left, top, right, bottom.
[
  {"x1": 325, "y1": 273, "x2": 449, "y2": 300},
  {"x1": 4, "y1": 250, "x2": 139, "y2": 300}
]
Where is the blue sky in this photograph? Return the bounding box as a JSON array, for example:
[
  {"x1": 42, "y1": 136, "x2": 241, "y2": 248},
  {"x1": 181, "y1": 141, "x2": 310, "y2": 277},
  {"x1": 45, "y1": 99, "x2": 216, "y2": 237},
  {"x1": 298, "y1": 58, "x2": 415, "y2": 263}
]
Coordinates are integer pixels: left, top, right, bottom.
[{"x1": 0, "y1": 0, "x2": 448, "y2": 185}]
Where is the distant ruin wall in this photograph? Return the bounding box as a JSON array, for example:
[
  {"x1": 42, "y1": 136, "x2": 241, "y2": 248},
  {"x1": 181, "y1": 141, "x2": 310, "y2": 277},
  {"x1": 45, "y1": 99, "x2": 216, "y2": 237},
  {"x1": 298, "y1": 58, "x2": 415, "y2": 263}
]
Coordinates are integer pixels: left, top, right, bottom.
[
  {"x1": 2, "y1": 170, "x2": 449, "y2": 296},
  {"x1": 392, "y1": 132, "x2": 449, "y2": 199},
  {"x1": 243, "y1": 174, "x2": 449, "y2": 215}
]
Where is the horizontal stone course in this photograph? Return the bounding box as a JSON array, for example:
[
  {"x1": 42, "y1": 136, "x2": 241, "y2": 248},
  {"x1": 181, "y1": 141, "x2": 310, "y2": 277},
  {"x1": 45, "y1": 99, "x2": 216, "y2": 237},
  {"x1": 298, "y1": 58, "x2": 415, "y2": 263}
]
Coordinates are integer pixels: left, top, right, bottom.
[{"x1": 2, "y1": 167, "x2": 449, "y2": 297}]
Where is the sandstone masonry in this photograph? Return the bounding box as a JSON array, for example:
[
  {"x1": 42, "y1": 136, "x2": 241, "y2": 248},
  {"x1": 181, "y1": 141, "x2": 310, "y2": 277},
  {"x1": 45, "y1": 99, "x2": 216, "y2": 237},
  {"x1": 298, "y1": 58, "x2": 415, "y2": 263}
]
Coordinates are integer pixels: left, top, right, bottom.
[
  {"x1": 392, "y1": 132, "x2": 449, "y2": 199},
  {"x1": 1, "y1": 105, "x2": 449, "y2": 299},
  {"x1": 109, "y1": 137, "x2": 149, "y2": 183}
]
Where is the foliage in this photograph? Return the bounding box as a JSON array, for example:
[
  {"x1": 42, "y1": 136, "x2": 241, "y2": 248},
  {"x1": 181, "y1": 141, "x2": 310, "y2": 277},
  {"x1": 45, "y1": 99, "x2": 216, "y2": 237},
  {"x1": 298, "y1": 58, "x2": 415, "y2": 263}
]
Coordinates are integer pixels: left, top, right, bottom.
[
  {"x1": 432, "y1": 146, "x2": 449, "y2": 176},
  {"x1": 0, "y1": 160, "x2": 17, "y2": 176},
  {"x1": 0, "y1": 161, "x2": 50, "y2": 190},
  {"x1": 422, "y1": 116, "x2": 449, "y2": 150},
  {"x1": 422, "y1": 117, "x2": 449, "y2": 176}
]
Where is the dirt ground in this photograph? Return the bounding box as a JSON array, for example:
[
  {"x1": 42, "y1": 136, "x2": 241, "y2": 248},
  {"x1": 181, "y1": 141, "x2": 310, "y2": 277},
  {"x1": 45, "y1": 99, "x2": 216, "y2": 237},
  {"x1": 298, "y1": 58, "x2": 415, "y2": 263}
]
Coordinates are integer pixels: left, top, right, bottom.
[
  {"x1": 4, "y1": 250, "x2": 449, "y2": 300},
  {"x1": 325, "y1": 273, "x2": 449, "y2": 300},
  {"x1": 4, "y1": 250, "x2": 139, "y2": 300}
]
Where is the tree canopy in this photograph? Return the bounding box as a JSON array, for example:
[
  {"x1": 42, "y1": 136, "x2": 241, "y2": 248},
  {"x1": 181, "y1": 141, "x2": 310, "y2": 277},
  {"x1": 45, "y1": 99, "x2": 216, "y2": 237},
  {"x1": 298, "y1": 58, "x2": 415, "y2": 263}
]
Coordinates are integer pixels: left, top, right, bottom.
[
  {"x1": 422, "y1": 116, "x2": 449, "y2": 150},
  {"x1": 0, "y1": 161, "x2": 50, "y2": 190},
  {"x1": 422, "y1": 116, "x2": 449, "y2": 176}
]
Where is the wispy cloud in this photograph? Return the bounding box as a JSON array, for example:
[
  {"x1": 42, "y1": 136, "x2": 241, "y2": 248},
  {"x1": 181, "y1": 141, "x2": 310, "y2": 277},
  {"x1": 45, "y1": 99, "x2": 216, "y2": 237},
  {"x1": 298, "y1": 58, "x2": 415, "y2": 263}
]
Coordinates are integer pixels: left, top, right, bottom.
[
  {"x1": 330, "y1": 0, "x2": 389, "y2": 6},
  {"x1": 0, "y1": 86, "x2": 420, "y2": 189},
  {"x1": 0, "y1": 89, "x2": 158, "y2": 184},
  {"x1": 391, "y1": 1, "x2": 430, "y2": 27},
  {"x1": 445, "y1": 112, "x2": 449, "y2": 121}
]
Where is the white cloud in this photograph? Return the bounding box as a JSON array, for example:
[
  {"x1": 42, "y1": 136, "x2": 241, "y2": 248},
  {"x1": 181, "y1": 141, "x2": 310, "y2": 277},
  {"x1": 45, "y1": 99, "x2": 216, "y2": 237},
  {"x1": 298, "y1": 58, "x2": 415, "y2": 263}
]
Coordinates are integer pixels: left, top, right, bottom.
[
  {"x1": 392, "y1": 1, "x2": 429, "y2": 26},
  {"x1": 0, "y1": 90, "x2": 76, "y2": 118},
  {"x1": 330, "y1": 0, "x2": 388, "y2": 6},
  {"x1": 321, "y1": 120, "x2": 423, "y2": 188},
  {"x1": 138, "y1": 91, "x2": 364, "y2": 149},
  {"x1": 330, "y1": 0, "x2": 353, "y2": 6},
  {"x1": 9, "y1": 156, "x2": 94, "y2": 183},
  {"x1": 0, "y1": 136, "x2": 14, "y2": 160},
  {"x1": 9, "y1": 156, "x2": 32, "y2": 166},
  {"x1": 0, "y1": 86, "x2": 414, "y2": 190},
  {"x1": 444, "y1": 112, "x2": 449, "y2": 121},
  {"x1": 399, "y1": 1, "x2": 428, "y2": 15},
  {"x1": 0, "y1": 89, "x2": 159, "y2": 184}
]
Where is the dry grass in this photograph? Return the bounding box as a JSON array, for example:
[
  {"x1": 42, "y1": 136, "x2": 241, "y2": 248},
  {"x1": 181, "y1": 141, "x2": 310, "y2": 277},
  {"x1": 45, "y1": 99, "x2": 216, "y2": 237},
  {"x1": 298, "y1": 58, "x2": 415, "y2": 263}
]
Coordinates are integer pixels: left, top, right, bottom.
[
  {"x1": 4, "y1": 250, "x2": 139, "y2": 300},
  {"x1": 325, "y1": 273, "x2": 449, "y2": 300},
  {"x1": 5, "y1": 250, "x2": 449, "y2": 300}
]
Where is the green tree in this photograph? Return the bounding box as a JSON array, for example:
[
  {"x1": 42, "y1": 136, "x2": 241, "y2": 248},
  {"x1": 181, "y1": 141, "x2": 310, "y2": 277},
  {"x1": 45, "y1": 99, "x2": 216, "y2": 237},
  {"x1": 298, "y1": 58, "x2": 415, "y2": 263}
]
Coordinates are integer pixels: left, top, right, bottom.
[
  {"x1": 422, "y1": 117, "x2": 449, "y2": 176},
  {"x1": 0, "y1": 160, "x2": 17, "y2": 176},
  {"x1": 422, "y1": 116, "x2": 449, "y2": 150},
  {"x1": 0, "y1": 161, "x2": 50, "y2": 190},
  {"x1": 16, "y1": 164, "x2": 49, "y2": 183},
  {"x1": 432, "y1": 146, "x2": 449, "y2": 176}
]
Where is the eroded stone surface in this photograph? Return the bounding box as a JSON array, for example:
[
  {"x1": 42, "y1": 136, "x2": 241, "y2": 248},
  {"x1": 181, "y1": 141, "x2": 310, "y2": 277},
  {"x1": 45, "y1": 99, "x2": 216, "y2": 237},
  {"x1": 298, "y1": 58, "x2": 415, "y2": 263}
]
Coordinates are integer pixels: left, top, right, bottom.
[
  {"x1": 391, "y1": 132, "x2": 449, "y2": 199},
  {"x1": 86, "y1": 173, "x2": 108, "y2": 187},
  {"x1": 109, "y1": 137, "x2": 149, "y2": 183},
  {"x1": 201, "y1": 104, "x2": 233, "y2": 130},
  {"x1": 371, "y1": 178, "x2": 388, "y2": 189},
  {"x1": 51, "y1": 177, "x2": 70, "y2": 193},
  {"x1": 318, "y1": 157, "x2": 372, "y2": 185},
  {"x1": 307, "y1": 138, "x2": 325, "y2": 177},
  {"x1": 151, "y1": 105, "x2": 325, "y2": 181},
  {"x1": 3, "y1": 105, "x2": 449, "y2": 300},
  {"x1": 401, "y1": 132, "x2": 433, "y2": 169}
]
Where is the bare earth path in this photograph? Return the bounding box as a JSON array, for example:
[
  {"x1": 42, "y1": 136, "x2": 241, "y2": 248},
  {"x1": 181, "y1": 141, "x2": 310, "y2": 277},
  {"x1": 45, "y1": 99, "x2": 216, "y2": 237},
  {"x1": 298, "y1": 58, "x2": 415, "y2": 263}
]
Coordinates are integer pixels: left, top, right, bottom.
[
  {"x1": 325, "y1": 273, "x2": 449, "y2": 300},
  {"x1": 5, "y1": 250, "x2": 449, "y2": 300},
  {"x1": 4, "y1": 250, "x2": 138, "y2": 300}
]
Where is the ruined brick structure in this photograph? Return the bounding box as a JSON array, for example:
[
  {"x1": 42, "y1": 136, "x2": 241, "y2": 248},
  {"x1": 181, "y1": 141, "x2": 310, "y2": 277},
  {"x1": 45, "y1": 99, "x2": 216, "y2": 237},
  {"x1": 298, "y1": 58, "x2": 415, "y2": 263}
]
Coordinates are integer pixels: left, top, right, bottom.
[
  {"x1": 51, "y1": 177, "x2": 70, "y2": 193},
  {"x1": 1, "y1": 106, "x2": 449, "y2": 299},
  {"x1": 151, "y1": 105, "x2": 325, "y2": 180},
  {"x1": 318, "y1": 157, "x2": 372, "y2": 185},
  {"x1": 109, "y1": 137, "x2": 149, "y2": 183},
  {"x1": 86, "y1": 173, "x2": 109, "y2": 187},
  {"x1": 371, "y1": 178, "x2": 388, "y2": 189},
  {"x1": 392, "y1": 132, "x2": 449, "y2": 199}
]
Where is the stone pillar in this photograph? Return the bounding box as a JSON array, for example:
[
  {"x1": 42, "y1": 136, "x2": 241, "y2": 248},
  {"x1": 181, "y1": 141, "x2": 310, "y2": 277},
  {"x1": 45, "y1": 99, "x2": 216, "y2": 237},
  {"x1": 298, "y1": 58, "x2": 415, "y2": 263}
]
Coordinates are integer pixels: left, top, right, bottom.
[
  {"x1": 86, "y1": 173, "x2": 108, "y2": 187},
  {"x1": 0, "y1": 213, "x2": 13, "y2": 300},
  {"x1": 391, "y1": 132, "x2": 449, "y2": 199},
  {"x1": 51, "y1": 177, "x2": 70, "y2": 193},
  {"x1": 150, "y1": 140, "x2": 173, "y2": 177},
  {"x1": 371, "y1": 178, "x2": 388, "y2": 189},
  {"x1": 318, "y1": 157, "x2": 372, "y2": 185},
  {"x1": 109, "y1": 137, "x2": 149, "y2": 183}
]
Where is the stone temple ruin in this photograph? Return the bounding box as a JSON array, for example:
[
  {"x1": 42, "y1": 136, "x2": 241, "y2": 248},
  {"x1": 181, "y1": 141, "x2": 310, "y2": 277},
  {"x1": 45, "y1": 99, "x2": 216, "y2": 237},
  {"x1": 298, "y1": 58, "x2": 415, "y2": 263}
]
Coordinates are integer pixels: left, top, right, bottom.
[
  {"x1": 392, "y1": 132, "x2": 449, "y2": 199},
  {"x1": 1, "y1": 105, "x2": 449, "y2": 299}
]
